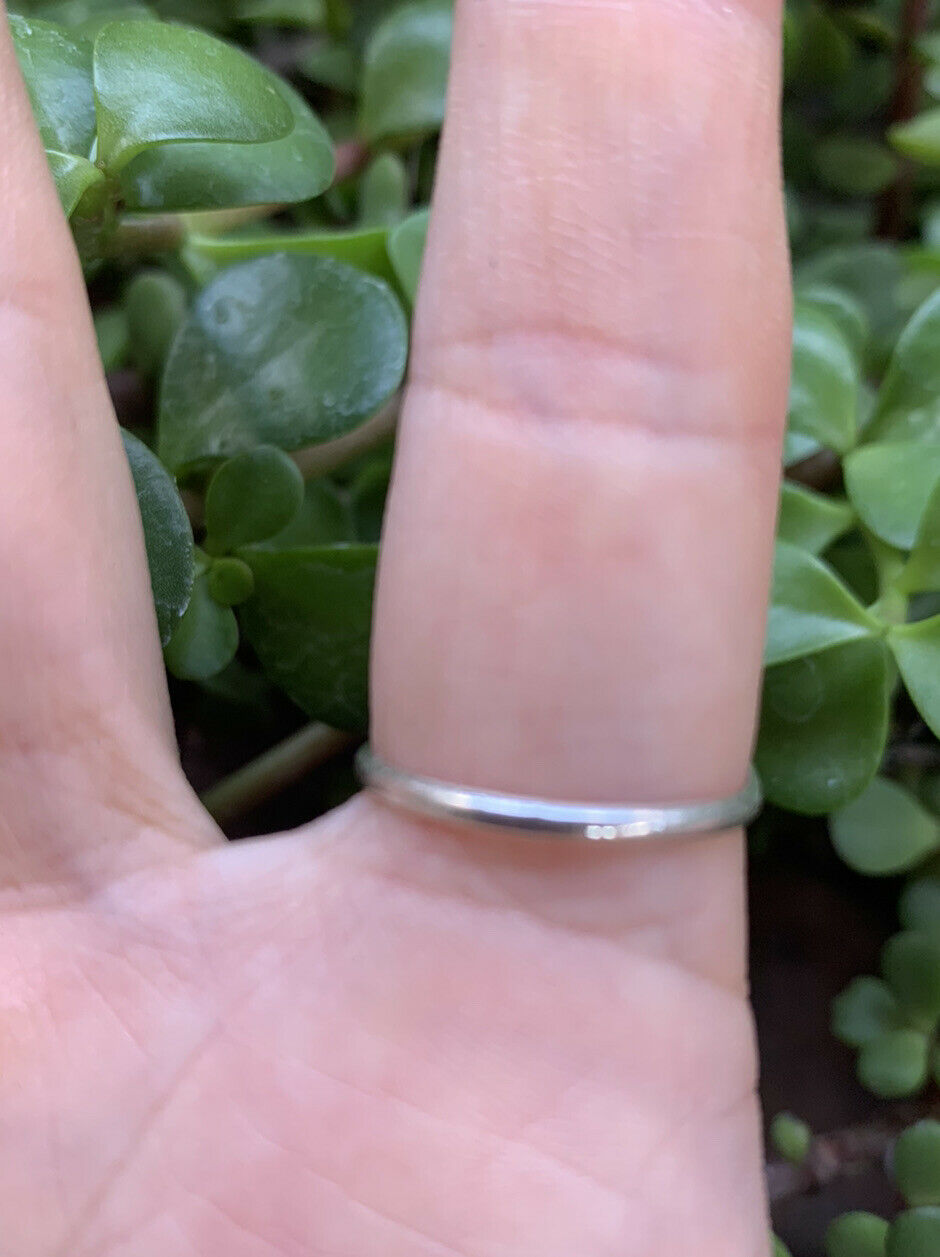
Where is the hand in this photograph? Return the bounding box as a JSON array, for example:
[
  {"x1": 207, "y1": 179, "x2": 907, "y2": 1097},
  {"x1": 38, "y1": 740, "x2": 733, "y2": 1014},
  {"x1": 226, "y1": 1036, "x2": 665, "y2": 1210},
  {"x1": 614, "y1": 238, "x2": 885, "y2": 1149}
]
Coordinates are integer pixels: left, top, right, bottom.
[{"x1": 0, "y1": 1, "x2": 790, "y2": 1254}]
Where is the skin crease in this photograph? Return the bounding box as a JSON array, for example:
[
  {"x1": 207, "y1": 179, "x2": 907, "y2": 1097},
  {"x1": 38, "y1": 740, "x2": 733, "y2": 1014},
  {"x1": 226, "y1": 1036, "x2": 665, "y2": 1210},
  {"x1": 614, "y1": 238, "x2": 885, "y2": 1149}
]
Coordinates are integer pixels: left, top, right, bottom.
[{"x1": 0, "y1": 1, "x2": 789, "y2": 1255}]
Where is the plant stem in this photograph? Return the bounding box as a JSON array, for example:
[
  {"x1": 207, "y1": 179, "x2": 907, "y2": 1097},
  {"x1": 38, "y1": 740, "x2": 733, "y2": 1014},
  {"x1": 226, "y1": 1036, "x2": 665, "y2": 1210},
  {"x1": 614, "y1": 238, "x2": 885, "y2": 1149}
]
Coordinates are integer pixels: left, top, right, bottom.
[
  {"x1": 202, "y1": 722, "x2": 357, "y2": 826},
  {"x1": 877, "y1": 0, "x2": 930, "y2": 239},
  {"x1": 767, "y1": 1101, "x2": 940, "y2": 1206},
  {"x1": 293, "y1": 393, "x2": 400, "y2": 480},
  {"x1": 108, "y1": 203, "x2": 283, "y2": 257}
]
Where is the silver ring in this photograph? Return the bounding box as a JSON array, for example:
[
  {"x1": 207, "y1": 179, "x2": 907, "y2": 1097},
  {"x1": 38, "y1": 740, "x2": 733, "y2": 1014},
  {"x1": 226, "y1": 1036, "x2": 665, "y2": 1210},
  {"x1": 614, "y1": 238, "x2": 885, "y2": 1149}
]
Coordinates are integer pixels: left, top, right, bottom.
[{"x1": 356, "y1": 746, "x2": 763, "y2": 842}]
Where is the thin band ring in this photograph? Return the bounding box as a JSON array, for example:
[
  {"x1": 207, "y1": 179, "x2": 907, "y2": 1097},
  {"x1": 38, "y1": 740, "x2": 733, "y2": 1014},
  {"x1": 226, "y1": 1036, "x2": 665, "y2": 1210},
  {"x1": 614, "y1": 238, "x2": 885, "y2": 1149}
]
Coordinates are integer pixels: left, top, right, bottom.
[{"x1": 356, "y1": 746, "x2": 763, "y2": 843}]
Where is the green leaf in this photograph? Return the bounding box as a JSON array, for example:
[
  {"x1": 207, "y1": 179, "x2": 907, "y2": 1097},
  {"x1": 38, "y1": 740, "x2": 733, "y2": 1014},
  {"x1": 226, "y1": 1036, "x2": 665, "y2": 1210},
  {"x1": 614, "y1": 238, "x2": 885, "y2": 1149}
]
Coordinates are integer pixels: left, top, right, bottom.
[
  {"x1": 894, "y1": 1122, "x2": 940, "y2": 1207},
  {"x1": 387, "y1": 207, "x2": 428, "y2": 305},
  {"x1": 893, "y1": 111, "x2": 940, "y2": 166},
  {"x1": 870, "y1": 291, "x2": 940, "y2": 442},
  {"x1": 124, "y1": 269, "x2": 186, "y2": 378},
  {"x1": 10, "y1": 15, "x2": 96, "y2": 155},
  {"x1": 901, "y1": 878, "x2": 940, "y2": 933},
  {"x1": 844, "y1": 443, "x2": 940, "y2": 550},
  {"x1": 253, "y1": 478, "x2": 353, "y2": 549},
  {"x1": 207, "y1": 556, "x2": 255, "y2": 607},
  {"x1": 756, "y1": 638, "x2": 891, "y2": 815},
  {"x1": 814, "y1": 136, "x2": 899, "y2": 197},
  {"x1": 359, "y1": 0, "x2": 452, "y2": 145},
  {"x1": 826, "y1": 1213, "x2": 890, "y2": 1257},
  {"x1": 164, "y1": 567, "x2": 239, "y2": 680},
  {"x1": 765, "y1": 542, "x2": 879, "y2": 667},
  {"x1": 883, "y1": 932, "x2": 940, "y2": 1028},
  {"x1": 238, "y1": 544, "x2": 376, "y2": 730},
  {"x1": 832, "y1": 977, "x2": 903, "y2": 1048},
  {"x1": 890, "y1": 616, "x2": 940, "y2": 739},
  {"x1": 777, "y1": 482, "x2": 854, "y2": 555},
  {"x1": 359, "y1": 152, "x2": 408, "y2": 227},
  {"x1": 788, "y1": 301, "x2": 859, "y2": 455},
  {"x1": 205, "y1": 446, "x2": 305, "y2": 553},
  {"x1": 857, "y1": 1029, "x2": 931, "y2": 1099},
  {"x1": 236, "y1": 0, "x2": 326, "y2": 26},
  {"x1": 898, "y1": 480, "x2": 940, "y2": 594},
  {"x1": 93, "y1": 20, "x2": 293, "y2": 171},
  {"x1": 795, "y1": 282, "x2": 870, "y2": 358},
  {"x1": 887, "y1": 1207, "x2": 940, "y2": 1257},
  {"x1": 94, "y1": 305, "x2": 129, "y2": 372},
  {"x1": 47, "y1": 150, "x2": 106, "y2": 219},
  {"x1": 773, "y1": 1239, "x2": 792, "y2": 1257},
  {"x1": 300, "y1": 36, "x2": 357, "y2": 93},
  {"x1": 770, "y1": 1113, "x2": 812, "y2": 1165},
  {"x1": 185, "y1": 224, "x2": 397, "y2": 286},
  {"x1": 832, "y1": 779, "x2": 939, "y2": 876},
  {"x1": 121, "y1": 430, "x2": 194, "y2": 646},
  {"x1": 158, "y1": 254, "x2": 407, "y2": 471},
  {"x1": 118, "y1": 74, "x2": 334, "y2": 212},
  {"x1": 796, "y1": 244, "x2": 910, "y2": 371}
]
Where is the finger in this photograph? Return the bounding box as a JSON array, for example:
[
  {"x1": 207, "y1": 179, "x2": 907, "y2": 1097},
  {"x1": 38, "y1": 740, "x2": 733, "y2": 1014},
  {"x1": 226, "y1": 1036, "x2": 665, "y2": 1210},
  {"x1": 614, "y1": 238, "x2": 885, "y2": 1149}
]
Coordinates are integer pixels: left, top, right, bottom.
[
  {"x1": 371, "y1": 0, "x2": 788, "y2": 988},
  {"x1": 0, "y1": 20, "x2": 214, "y2": 895},
  {"x1": 374, "y1": 0, "x2": 788, "y2": 801}
]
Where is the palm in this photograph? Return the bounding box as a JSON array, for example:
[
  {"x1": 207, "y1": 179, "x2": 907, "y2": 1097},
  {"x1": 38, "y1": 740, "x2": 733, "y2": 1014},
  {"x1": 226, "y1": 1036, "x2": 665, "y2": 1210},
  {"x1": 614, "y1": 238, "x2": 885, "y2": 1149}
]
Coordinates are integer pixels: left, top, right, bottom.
[
  {"x1": 0, "y1": 0, "x2": 788, "y2": 1252},
  {"x1": 4, "y1": 786, "x2": 762, "y2": 1256}
]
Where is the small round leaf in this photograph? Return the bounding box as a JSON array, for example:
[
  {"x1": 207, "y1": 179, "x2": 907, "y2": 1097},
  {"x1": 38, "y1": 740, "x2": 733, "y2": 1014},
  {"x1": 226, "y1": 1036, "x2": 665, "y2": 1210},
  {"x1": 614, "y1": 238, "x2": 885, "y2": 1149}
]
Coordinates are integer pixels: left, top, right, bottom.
[
  {"x1": 826, "y1": 1212, "x2": 890, "y2": 1257},
  {"x1": 158, "y1": 254, "x2": 407, "y2": 471},
  {"x1": 788, "y1": 301, "x2": 860, "y2": 456},
  {"x1": 894, "y1": 1122, "x2": 940, "y2": 1207},
  {"x1": 887, "y1": 1207, "x2": 940, "y2": 1257},
  {"x1": 359, "y1": 0, "x2": 452, "y2": 145},
  {"x1": 770, "y1": 1113, "x2": 812, "y2": 1166},
  {"x1": 208, "y1": 557, "x2": 255, "y2": 608},
  {"x1": 831, "y1": 779, "x2": 939, "y2": 876},
  {"x1": 845, "y1": 443, "x2": 940, "y2": 551},
  {"x1": 765, "y1": 542, "x2": 878, "y2": 667},
  {"x1": 882, "y1": 931, "x2": 940, "y2": 1028},
  {"x1": 205, "y1": 446, "x2": 305, "y2": 553},
  {"x1": 125, "y1": 270, "x2": 187, "y2": 378},
  {"x1": 164, "y1": 569, "x2": 239, "y2": 681},
  {"x1": 857, "y1": 1029, "x2": 930, "y2": 1099},
  {"x1": 832, "y1": 977, "x2": 903, "y2": 1048}
]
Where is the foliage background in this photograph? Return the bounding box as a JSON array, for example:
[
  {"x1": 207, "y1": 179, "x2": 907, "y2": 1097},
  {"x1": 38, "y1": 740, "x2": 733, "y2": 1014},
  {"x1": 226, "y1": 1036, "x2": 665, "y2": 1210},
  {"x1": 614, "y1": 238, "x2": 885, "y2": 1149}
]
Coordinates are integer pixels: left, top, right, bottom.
[{"x1": 13, "y1": 0, "x2": 940, "y2": 1251}]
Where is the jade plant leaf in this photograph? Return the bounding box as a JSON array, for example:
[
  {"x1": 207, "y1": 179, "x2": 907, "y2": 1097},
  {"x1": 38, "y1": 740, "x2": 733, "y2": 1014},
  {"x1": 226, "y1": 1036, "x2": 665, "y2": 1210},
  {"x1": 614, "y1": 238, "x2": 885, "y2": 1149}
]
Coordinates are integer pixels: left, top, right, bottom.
[
  {"x1": 887, "y1": 1207, "x2": 940, "y2": 1257},
  {"x1": 121, "y1": 429, "x2": 195, "y2": 645},
  {"x1": 387, "y1": 207, "x2": 429, "y2": 305},
  {"x1": 765, "y1": 542, "x2": 879, "y2": 666},
  {"x1": 831, "y1": 778, "x2": 939, "y2": 876},
  {"x1": 124, "y1": 269, "x2": 187, "y2": 378},
  {"x1": 359, "y1": 0, "x2": 452, "y2": 145},
  {"x1": 10, "y1": 15, "x2": 96, "y2": 155},
  {"x1": 205, "y1": 446, "x2": 305, "y2": 553},
  {"x1": 832, "y1": 977, "x2": 903, "y2": 1048},
  {"x1": 93, "y1": 20, "x2": 293, "y2": 170},
  {"x1": 777, "y1": 482, "x2": 854, "y2": 554},
  {"x1": 795, "y1": 281, "x2": 870, "y2": 358},
  {"x1": 857, "y1": 1029, "x2": 930, "y2": 1099},
  {"x1": 898, "y1": 480, "x2": 940, "y2": 594},
  {"x1": 118, "y1": 74, "x2": 334, "y2": 212},
  {"x1": 894, "y1": 1122, "x2": 940, "y2": 1207},
  {"x1": 882, "y1": 931, "x2": 940, "y2": 1028},
  {"x1": 845, "y1": 442, "x2": 940, "y2": 550},
  {"x1": 358, "y1": 152, "x2": 408, "y2": 226},
  {"x1": 788, "y1": 301, "x2": 860, "y2": 455},
  {"x1": 814, "y1": 136, "x2": 899, "y2": 197},
  {"x1": 756, "y1": 637, "x2": 891, "y2": 815},
  {"x1": 158, "y1": 254, "x2": 407, "y2": 472},
  {"x1": 238, "y1": 544, "x2": 377, "y2": 731},
  {"x1": 252, "y1": 479, "x2": 353, "y2": 549},
  {"x1": 870, "y1": 291, "x2": 940, "y2": 442},
  {"x1": 890, "y1": 617, "x2": 940, "y2": 739},
  {"x1": 892, "y1": 110, "x2": 940, "y2": 164},
  {"x1": 825, "y1": 1213, "x2": 890, "y2": 1257},
  {"x1": 46, "y1": 150, "x2": 105, "y2": 217},
  {"x1": 164, "y1": 566, "x2": 239, "y2": 680}
]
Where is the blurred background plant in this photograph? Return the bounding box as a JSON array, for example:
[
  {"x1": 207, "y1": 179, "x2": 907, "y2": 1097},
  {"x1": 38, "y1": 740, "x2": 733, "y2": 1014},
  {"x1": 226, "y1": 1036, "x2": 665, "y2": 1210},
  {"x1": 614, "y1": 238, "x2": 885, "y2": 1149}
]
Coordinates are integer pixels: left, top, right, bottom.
[{"x1": 12, "y1": 0, "x2": 940, "y2": 1249}]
